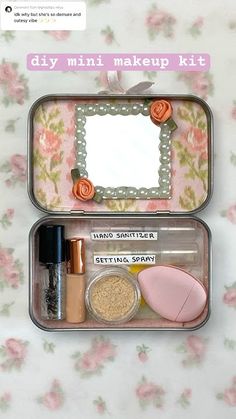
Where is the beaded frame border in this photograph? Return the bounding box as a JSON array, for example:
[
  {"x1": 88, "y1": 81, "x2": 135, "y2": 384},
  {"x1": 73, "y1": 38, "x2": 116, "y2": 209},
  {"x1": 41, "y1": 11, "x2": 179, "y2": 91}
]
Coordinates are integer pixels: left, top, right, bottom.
[{"x1": 75, "y1": 103, "x2": 172, "y2": 200}]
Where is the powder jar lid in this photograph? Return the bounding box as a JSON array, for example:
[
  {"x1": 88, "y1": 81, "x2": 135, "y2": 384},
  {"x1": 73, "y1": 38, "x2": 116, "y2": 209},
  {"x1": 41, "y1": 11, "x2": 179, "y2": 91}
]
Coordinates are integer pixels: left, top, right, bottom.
[{"x1": 85, "y1": 267, "x2": 141, "y2": 325}]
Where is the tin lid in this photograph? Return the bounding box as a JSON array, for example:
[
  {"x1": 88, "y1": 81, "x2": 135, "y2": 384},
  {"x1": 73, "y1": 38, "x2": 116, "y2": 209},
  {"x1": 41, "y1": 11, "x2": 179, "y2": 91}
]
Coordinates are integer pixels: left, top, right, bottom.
[
  {"x1": 29, "y1": 95, "x2": 213, "y2": 216},
  {"x1": 66, "y1": 238, "x2": 85, "y2": 274}
]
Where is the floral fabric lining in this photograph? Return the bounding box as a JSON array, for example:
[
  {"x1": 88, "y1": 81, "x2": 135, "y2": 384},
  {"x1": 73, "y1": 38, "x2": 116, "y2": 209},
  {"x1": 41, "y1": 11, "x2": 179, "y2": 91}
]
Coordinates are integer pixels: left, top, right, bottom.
[{"x1": 32, "y1": 98, "x2": 209, "y2": 213}]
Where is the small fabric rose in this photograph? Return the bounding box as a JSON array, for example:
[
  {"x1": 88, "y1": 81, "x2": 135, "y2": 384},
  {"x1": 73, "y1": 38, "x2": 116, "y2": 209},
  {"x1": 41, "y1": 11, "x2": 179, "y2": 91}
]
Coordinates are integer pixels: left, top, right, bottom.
[
  {"x1": 150, "y1": 100, "x2": 173, "y2": 124},
  {"x1": 72, "y1": 178, "x2": 95, "y2": 201}
]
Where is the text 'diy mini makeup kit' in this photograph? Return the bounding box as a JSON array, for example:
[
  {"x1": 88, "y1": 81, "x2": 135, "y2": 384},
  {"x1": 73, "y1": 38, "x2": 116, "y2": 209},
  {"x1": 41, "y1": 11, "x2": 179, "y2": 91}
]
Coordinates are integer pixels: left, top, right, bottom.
[{"x1": 28, "y1": 94, "x2": 213, "y2": 331}]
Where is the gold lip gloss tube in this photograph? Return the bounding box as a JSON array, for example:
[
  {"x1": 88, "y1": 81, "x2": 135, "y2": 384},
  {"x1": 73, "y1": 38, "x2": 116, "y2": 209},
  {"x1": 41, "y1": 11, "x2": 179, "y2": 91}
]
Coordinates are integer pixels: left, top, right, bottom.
[{"x1": 66, "y1": 238, "x2": 86, "y2": 323}]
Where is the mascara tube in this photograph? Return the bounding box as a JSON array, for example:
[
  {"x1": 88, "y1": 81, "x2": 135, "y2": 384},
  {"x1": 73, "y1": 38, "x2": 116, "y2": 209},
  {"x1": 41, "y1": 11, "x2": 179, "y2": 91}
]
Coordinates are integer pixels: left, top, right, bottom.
[{"x1": 39, "y1": 225, "x2": 66, "y2": 320}]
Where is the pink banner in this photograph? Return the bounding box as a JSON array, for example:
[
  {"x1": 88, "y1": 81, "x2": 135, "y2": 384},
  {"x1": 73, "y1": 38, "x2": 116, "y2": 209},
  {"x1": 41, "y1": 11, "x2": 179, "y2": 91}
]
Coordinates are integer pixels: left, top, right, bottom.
[{"x1": 27, "y1": 53, "x2": 210, "y2": 71}]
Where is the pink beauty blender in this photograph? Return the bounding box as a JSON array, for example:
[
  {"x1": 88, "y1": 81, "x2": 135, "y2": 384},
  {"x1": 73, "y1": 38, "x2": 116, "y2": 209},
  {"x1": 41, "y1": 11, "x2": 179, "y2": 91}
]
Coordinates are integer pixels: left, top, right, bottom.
[{"x1": 137, "y1": 265, "x2": 207, "y2": 322}]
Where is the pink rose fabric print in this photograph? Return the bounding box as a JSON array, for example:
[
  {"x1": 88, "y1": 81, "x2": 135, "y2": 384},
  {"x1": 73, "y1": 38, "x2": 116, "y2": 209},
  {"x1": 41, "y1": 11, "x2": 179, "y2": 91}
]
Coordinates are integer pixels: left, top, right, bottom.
[
  {"x1": 0, "y1": 245, "x2": 24, "y2": 290},
  {"x1": 223, "y1": 283, "x2": 236, "y2": 309},
  {"x1": 178, "y1": 72, "x2": 214, "y2": 100},
  {"x1": 136, "y1": 376, "x2": 165, "y2": 409},
  {"x1": 71, "y1": 336, "x2": 116, "y2": 378},
  {"x1": 33, "y1": 104, "x2": 65, "y2": 210},
  {"x1": 136, "y1": 344, "x2": 151, "y2": 363},
  {"x1": 176, "y1": 335, "x2": 208, "y2": 367},
  {"x1": 0, "y1": 338, "x2": 28, "y2": 371},
  {"x1": 93, "y1": 397, "x2": 107, "y2": 415},
  {"x1": 0, "y1": 392, "x2": 11, "y2": 412},
  {"x1": 0, "y1": 154, "x2": 26, "y2": 187},
  {"x1": 177, "y1": 389, "x2": 192, "y2": 408},
  {"x1": 188, "y1": 17, "x2": 204, "y2": 38},
  {"x1": 45, "y1": 31, "x2": 71, "y2": 41},
  {"x1": 0, "y1": 60, "x2": 28, "y2": 106},
  {"x1": 0, "y1": 209, "x2": 14, "y2": 229},
  {"x1": 146, "y1": 4, "x2": 176, "y2": 39},
  {"x1": 101, "y1": 26, "x2": 117, "y2": 45},
  {"x1": 143, "y1": 199, "x2": 169, "y2": 213},
  {"x1": 173, "y1": 102, "x2": 208, "y2": 210},
  {"x1": 37, "y1": 380, "x2": 64, "y2": 411},
  {"x1": 221, "y1": 204, "x2": 236, "y2": 224},
  {"x1": 231, "y1": 101, "x2": 236, "y2": 120},
  {"x1": 217, "y1": 377, "x2": 236, "y2": 406}
]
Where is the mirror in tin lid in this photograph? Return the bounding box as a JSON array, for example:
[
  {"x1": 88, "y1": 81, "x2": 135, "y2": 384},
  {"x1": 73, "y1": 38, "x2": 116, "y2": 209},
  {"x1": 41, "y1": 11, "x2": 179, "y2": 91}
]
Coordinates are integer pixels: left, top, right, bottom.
[{"x1": 71, "y1": 100, "x2": 177, "y2": 203}]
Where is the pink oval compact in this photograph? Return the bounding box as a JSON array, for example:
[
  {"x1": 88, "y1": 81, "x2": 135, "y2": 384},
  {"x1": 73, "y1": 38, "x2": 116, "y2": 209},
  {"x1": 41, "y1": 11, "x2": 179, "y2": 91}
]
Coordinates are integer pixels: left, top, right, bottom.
[{"x1": 137, "y1": 266, "x2": 207, "y2": 322}]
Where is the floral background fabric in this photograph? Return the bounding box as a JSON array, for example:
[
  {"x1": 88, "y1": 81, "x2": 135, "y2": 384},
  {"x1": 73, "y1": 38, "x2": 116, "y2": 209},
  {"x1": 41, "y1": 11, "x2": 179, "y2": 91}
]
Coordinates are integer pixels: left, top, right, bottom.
[{"x1": 0, "y1": 0, "x2": 236, "y2": 418}]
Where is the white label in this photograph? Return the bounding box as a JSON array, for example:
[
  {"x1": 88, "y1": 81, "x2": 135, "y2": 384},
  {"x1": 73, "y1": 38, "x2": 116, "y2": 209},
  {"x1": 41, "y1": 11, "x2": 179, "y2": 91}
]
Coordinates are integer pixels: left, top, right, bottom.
[
  {"x1": 91, "y1": 231, "x2": 158, "y2": 241},
  {"x1": 0, "y1": 2, "x2": 86, "y2": 31},
  {"x1": 93, "y1": 254, "x2": 156, "y2": 265}
]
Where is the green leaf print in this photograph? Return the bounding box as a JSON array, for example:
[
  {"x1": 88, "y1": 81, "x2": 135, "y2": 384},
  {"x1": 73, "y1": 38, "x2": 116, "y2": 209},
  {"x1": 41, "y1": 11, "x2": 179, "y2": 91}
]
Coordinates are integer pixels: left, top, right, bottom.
[
  {"x1": 230, "y1": 152, "x2": 236, "y2": 166},
  {"x1": 34, "y1": 149, "x2": 61, "y2": 194},
  {"x1": 105, "y1": 199, "x2": 138, "y2": 212},
  {"x1": 179, "y1": 186, "x2": 197, "y2": 211},
  {"x1": 173, "y1": 140, "x2": 207, "y2": 192}
]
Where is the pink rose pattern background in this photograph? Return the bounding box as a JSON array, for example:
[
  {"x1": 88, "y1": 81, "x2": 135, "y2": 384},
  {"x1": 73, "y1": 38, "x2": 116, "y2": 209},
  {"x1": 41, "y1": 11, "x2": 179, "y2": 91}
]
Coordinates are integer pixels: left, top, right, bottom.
[
  {"x1": 176, "y1": 335, "x2": 208, "y2": 367},
  {"x1": 136, "y1": 344, "x2": 151, "y2": 363},
  {"x1": 136, "y1": 376, "x2": 165, "y2": 409},
  {"x1": 217, "y1": 377, "x2": 236, "y2": 407},
  {"x1": 0, "y1": 392, "x2": 11, "y2": 412},
  {"x1": 0, "y1": 0, "x2": 235, "y2": 417},
  {"x1": 93, "y1": 396, "x2": 107, "y2": 415},
  {"x1": 177, "y1": 388, "x2": 192, "y2": 408},
  {"x1": 0, "y1": 338, "x2": 28, "y2": 371},
  {"x1": 0, "y1": 61, "x2": 28, "y2": 106},
  {"x1": 37, "y1": 379, "x2": 64, "y2": 411},
  {"x1": 0, "y1": 208, "x2": 14, "y2": 229},
  {"x1": 72, "y1": 336, "x2": 116, "y2": 378},
  {"x1": 0, "y1": 245, "x2": 24, "y2": 290},
  {"x1": 0, "y1": 154, "x2": 26, "y2": 187}
]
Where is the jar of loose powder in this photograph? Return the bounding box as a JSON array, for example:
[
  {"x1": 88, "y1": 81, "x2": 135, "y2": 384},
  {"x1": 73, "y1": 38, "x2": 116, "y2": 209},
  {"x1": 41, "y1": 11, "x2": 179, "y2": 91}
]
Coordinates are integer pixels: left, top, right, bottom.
[{"x1": 85, "y1": 267, "x2": 141, "y2": 324}]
